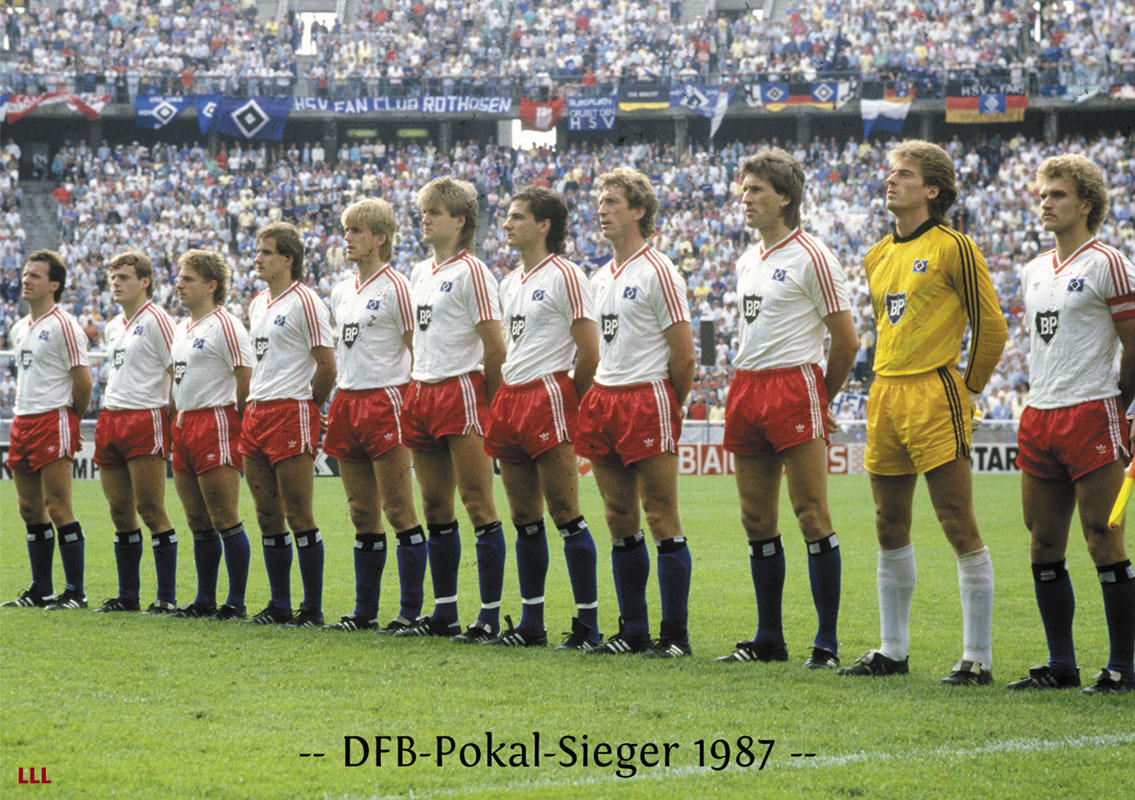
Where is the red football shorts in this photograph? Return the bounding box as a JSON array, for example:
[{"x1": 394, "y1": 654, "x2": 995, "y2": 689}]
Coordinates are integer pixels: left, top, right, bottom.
[
  {"x1": 1016, "y1": 396, "x2": 1129, "y2": 481},
  {"x1": 485, "y1": 371, "x2": 578, "y2": 463},
  {"x1": 324, "y1": 384, "x2": 408, "y2": 463},
  {"x1": 94, "y1": 407, "x2": 171, "y2": 468},
  {"x1": 723, "y1": 365, "x2": 829, "y2": 456},
  {"x1": 402, "y1": 372, "x2": 488, "y2": 452},
  {"x1": 173, "y1": 405, "x2": 243, "y2": 476},
  {"x1": 6, "y1": 408, "x2": 80, "y2": 473},
  {"x1": 239, "y1": 398, "x2": 320, "y2": 466},
  {"x1": 574, "y1": 379, "x2": 680, "y2": 467}
]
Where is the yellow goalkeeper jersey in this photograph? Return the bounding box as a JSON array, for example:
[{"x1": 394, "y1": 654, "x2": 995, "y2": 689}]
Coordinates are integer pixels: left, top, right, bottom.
[{"x1": 865, "y1": 219, "x2": 1007, "y2": 394}]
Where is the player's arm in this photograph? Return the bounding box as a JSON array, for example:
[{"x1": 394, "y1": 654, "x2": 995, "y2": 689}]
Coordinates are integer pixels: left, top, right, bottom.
[
  {"x1": 402, "y1": 330, "x2": 414, "y2": 371},
  {"x1": 570, "y1": 317, "x2": 599, "y2": 400},
  {"x1": 477, "y1": 319, "x2": 507, "y2": 401},
  {"x1": 234, "y1": 365, "x2": 252, "y2": 415},
  {"x1": 310, "y1": 345, "x2": 336, "y2": 407},
  {"x1": 822, "y1": 309, "x2": 858, "y2": 429},
  {"x1": 957, "y1": 241, "x2": 1008, "y2": 394},
  {"x1": 70, "y1": 365, "x2": 92, "y2": 418},
  {"x1": 1115, "y1": 318, "x2": 1135, "y2": 412},
  {"x1": 663, "y1": 320, "x2": 696, "y2": 408}
]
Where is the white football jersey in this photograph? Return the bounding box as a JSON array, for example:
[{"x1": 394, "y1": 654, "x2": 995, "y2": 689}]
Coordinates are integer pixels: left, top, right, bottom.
[
  {"x1": 592, "y1": 244, "x2": 690, "y2": 386},
  {"x1": 410, "y1": 250, "x2": 501, "y2": 383},
  {"x1": 171, "y1": 308, "x2": 254, "y2": 411},
  {"x1": 733, "y1": 228, "x2": 850, "y2": 371},
  {"x1": 330, "y1": 265, "x2": 413, "y2": 390},
  {"x1": 247, "y1": 281, "x2": 333, "y2": 402},
  {"x1": 1021, "y1": 238, "x2": 1135, "y2": 409},
  {"x1": 11, "y1": 306, "x2": 90, "y2": 416},
  {"x1": 103, "y1": 301, "x2": 175, "y2": 410},
  {"x1": 500, "y1": 253, "x2": 595, "y2": 385}
]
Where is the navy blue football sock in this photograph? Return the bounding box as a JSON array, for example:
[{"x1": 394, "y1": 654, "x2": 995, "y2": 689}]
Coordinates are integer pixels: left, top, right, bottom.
[
  {"x1": 151, "y1": 529, "x2": 178, "y2": 605},
  {"x1": 1033, "y1": 560, "x2": 1077, "y2": 673},
  {"x1": 353, "y1": 533, "x2": 387, "y2": 620},
  {"x1": 559, "y1": 515, "x2": 599, "y2": 637},
  {"x1": 515, "y1": 519, "x2": 548, "y2": 634},
  {"x1": 395, "y1": 526, "x2": 427, "y2": 621},
  {"x1": 750, "y1": 536, "x2": 785, "y2": 647},
  {"x1": 57, "y1": 521, "x2": 85, "y2": 595},
  {"x1": 114, "y1": 528, "x2": 143, "y2": 600},
  {"x1": 261, "y1": 532, "x2": 293, "y2": 610},
  {"x1": 219, "y1": 523, "x2": 250, "y2": 609},
  {"x1": 26, "y1": 522, "x2": 55, "y2": 597},
  {"x1": 427, "y1": 521, "x2": 461, "y2": 623},
  {"x1": 657, "y1": 537, "x2": 691, "y2": 642},
  {"x1": 294, "y1": 529, "x2": 324, "y2": 612},
  {"x1": 612, "y1": 531, "x2": 650, "y2": 638},
  {"x1": 191, "y1": 529, "x2": 222, "y2": 606},
  {"x1": 807, "y1": 532, "x2": 841, "y2": 655},
  {"x1": 1098, "y1": 560, "x2": 1135, "y2": 678},
  {"x1": 474, "y1": 520, "x2": 506, "y2": 631}
]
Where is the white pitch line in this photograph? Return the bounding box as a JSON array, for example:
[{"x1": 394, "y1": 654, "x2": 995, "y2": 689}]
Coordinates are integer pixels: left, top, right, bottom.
[{"x1": 322, "y1": 731, "x2": 1135, "y2": 800}]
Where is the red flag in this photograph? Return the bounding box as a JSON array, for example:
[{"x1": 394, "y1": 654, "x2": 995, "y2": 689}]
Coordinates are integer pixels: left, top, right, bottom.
[
  {"x1": 519, "y1": 97, "x2": 565, "y2": 132},
  {"x1": 2, "y1": 92, "x2": 112, "y2": 122}
]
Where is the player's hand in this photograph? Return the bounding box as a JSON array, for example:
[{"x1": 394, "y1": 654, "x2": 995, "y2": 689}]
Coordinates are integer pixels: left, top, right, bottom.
[
  {"x1": 969, "y1": 392, "x2": 983, "y2": 432},
  {"x1": 319, "y1": 412, "x2": 328, "y2": 435},
  {"x1": 826, "y1": 408, "x2": 839, "y2": 434}
]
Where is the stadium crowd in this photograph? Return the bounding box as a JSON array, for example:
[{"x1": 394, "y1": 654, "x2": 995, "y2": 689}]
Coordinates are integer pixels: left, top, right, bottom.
[
  {"x1": 3, "y1": 128, "x2": 1133, "y2": 422},
  {"x1": 3, "y1": 0, "x2": 1135, "y2": 97}
]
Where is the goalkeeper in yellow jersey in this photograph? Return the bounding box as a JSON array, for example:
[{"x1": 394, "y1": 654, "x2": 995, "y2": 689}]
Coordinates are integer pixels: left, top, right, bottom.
[{"x1": 837, "y1": 140, "x2": 1008, "y2": 685}]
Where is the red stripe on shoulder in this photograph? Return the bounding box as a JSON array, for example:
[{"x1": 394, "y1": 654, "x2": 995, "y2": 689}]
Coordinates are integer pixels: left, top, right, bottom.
[
  {"x1": 798, "y1": 232, "x2": 843, "y2": 314},
  {"x1": 466, "y1": 255, "x2": 498, "y2": 321},
  {"x1": 1092, "y1": 242, "x2": 1133, "y2": 297},
  {"x1": 553, "y1": 256, "x2": 585, "y2": 318},
  {"x1": 217, "y1": 311, "x2": 243, "y2": 365},
  {"x1": 391, "y1": 270, "x2": 414, "y2": 332},
  {"x1": 145, "y1": 305, "x2": 175, "y2": 348},
  {"x1": 53, "y1": 308, "x2": 84, "y2": 366},
  {"x1": 643, "y1": 248, "x2": 687, "y2": 323},
  {"x1": 297, "y1": 285, "x2": 326, "y2": 347}
]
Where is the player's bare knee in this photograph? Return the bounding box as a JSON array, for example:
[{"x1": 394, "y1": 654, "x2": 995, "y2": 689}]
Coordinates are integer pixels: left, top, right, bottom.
[
  {"x1": 643, "y1": 508, "x2": 679, "y2": 539},
  {"x1": 545, "y1": 496, "x2": 577, "y2": 526},
  {"x1": 283, "y1": 509, "x2": 316, "y2": 533},
  {"x1": 135, "y1": 501, "x2": 169, "y2": 532},
  {"x1": 45, "y1": 503, "x2": 76, "y2": 528},
  {"x1": 254, "y1": 509, "x2": 283, "y2": 534},
  {"x1": 185, "y1": 510, "x2": 214, "y2": 532},
  {"x1": 794, "y1": 505, "x2": 831, "y2": 540},
  {"x1": 16, "y1": 498, "x2": 45, "y2": 524},
  {"x1": 1083, "y1": 525, "x2": 1124, "y2": 564},
  {"x1": 382, "y1": 501, "x2": 418, "y2": 534},
  {"x1": 941, "y1": 519, "x2": 984, "y2": 555},
  {"x1": 740, "y1": 510, "x2": 775, "y2": 540},
  {"x1": 603, "y1": 507, "x2": 638, "y2": 537}
]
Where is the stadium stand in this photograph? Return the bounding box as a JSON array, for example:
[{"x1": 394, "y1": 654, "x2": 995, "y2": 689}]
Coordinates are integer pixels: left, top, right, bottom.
[{"x1": 3, "y1": 1, "x2": 1134, "y2": 95}]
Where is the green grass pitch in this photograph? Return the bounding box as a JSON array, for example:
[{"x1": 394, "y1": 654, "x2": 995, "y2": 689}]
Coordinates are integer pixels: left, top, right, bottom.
[{"x1": 2, "y1": 474, "x2": 1132, "y2": 798}]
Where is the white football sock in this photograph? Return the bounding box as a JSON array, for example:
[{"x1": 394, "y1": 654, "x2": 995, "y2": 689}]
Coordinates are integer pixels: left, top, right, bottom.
[
  {"x1": 877, "y1": 544, "x2": 916, "y2": 660},
  {"x1": 957, "y1": 545, "x2": 994, "y2": 666}
]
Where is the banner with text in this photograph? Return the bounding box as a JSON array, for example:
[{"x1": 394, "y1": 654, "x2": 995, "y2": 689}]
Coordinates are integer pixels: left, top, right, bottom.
[
  {"x1": 567, "y1": 96, "x2": 616, "y2": 130},
  {"x1": 945, "y1": 82, "x2": 1028, "y2": 123},
  {"x1": 291, "y1": 95, "x2": 513, "y2": 115}
]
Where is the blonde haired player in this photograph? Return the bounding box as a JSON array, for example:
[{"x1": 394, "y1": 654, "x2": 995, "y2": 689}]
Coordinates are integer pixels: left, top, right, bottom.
[
  {"x1": 169, "y1": 250, "x2": 254, "y2": 620},
  {"x1": 1008, "y1": 154, "x2": 1135, "y2": 694},
  {"x1": 322, "y1": 199, "x2": 427, "y2": 633},
  {"x1": 395, "y1": 177, "x2": 509, "y2": 642},
  {"x1": 838, "y1": 140, "x2": 1008, "y2": 685},
  {"x1": 575, "y1": 168, "x2": 697, "y2": 658}
]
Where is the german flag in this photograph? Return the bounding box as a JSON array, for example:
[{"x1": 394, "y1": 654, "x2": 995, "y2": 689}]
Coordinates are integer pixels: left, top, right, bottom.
[{"x1": 945, "y1": 82, "x2": 1027, "y2": 123}]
